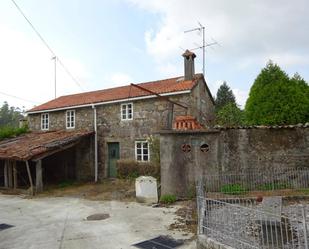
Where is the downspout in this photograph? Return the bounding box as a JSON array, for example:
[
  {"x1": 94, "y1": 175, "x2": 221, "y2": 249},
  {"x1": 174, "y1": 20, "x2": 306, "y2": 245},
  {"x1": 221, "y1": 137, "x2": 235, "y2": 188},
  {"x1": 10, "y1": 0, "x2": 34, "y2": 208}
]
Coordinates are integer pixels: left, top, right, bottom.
[{"x1": 92, "y1": 105, "x2": 98, "y2": 182}]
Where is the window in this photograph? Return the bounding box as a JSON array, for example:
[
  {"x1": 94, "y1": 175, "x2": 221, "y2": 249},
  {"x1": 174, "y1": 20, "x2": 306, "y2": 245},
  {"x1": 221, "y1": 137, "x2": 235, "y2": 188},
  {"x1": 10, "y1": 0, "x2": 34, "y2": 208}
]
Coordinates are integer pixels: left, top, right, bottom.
[
  {"x1": 121, "y1": 103, "x2": 133, "y2": 120},
  {"x1": 66, "y1": 110, "x2": 75, "y2": 129},
  {"x1": 135, "y1": 141, "x2": 149, "y2": 161},
  {"x1": 41, "y1": 113, "x2": 49, "y2": 130}
]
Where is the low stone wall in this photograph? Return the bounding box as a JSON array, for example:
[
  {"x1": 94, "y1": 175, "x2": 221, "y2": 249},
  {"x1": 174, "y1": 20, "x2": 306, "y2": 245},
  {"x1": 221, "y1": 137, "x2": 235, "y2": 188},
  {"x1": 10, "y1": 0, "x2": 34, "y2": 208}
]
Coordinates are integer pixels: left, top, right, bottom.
[
  {"x1": 197, "y1": 235, "x2": 235, "y2": 249},
  {"x1": 160, "y1": 126, "x2": 309, "y2": 196}
]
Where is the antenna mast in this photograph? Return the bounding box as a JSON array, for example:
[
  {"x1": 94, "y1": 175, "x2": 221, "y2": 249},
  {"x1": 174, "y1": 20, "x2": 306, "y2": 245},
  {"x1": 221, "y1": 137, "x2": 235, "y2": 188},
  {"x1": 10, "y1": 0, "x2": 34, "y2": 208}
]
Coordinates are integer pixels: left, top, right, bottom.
[{"x1": 184, "y1": 22, "x2": 218, "y2": 76}]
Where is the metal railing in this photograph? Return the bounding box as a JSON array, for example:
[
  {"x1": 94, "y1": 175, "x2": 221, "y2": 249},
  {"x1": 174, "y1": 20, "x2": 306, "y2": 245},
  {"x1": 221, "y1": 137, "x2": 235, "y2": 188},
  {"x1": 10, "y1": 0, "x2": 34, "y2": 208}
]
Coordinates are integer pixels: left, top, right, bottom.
[
  {"x1": 202, "y1": 168, "x2": 309, "y2": 195},
  {"x1": 196, "y1": 181, "x2": 309, "y2": 249}
]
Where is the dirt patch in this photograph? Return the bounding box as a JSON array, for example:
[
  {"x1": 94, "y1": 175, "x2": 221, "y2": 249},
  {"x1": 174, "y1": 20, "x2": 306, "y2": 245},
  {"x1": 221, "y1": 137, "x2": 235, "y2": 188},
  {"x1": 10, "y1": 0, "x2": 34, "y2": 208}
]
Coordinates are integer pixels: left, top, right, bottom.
[
  {"x1": 169, "y1": 200, "x2": 197, "y2": 238},
  {"x1": 37, "y1": 179, "x2": 136, "y2": 201}
]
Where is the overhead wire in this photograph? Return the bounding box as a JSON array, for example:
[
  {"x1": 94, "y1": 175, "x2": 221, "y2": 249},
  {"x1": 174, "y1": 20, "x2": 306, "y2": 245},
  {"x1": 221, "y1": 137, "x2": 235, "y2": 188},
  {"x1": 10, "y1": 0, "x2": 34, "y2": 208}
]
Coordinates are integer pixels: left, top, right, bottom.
[
  {"x1": 0, "y1": 91, "x2": 40, "y2": 104},
  {"x1": 11, "y1": 0, "x2": 84, "y2": 92}
]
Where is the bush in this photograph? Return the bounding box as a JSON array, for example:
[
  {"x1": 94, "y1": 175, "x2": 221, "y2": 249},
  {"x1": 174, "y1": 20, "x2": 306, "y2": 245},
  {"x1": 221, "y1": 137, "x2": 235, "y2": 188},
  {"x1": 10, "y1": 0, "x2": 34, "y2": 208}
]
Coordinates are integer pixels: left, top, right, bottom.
[
  {"x1": 147, "y1": 135, "x2": 160, "y2": 165},
  {"x1": 160, "y1": 194, "x2": 176, "y2": 204},
  {"x1": 116, "y1": 159, "x2": 160, "y2": 179},
  {"x1": 0, "y1": 126, "x2": 28, "y2": 140},
  {"x1": 220, "y1": 184, "x2": 247, "y2": 195}
]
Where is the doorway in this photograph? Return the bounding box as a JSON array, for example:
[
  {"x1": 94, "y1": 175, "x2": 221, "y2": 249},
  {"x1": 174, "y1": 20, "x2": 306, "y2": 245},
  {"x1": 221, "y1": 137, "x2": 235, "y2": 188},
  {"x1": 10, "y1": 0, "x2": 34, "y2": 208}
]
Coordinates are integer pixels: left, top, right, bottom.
[{"x1": 107, "y1": 142, "x2": 120, "y2": 178}]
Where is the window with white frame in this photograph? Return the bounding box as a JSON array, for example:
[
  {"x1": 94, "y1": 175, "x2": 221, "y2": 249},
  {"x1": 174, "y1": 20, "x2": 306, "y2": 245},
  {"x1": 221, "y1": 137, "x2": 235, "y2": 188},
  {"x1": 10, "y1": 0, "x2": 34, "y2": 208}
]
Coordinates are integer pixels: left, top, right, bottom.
[
  {"x1": 66, "y1": 110, "x2": 75, "y2": 129},
  {"x1": 135, "y1": 141, "x2": 149, "y2": 161},
  {"x1": 121, "y1": 103, "x2": 133, "y2": 120},
  {"x1": 41, "y1": 113, "x2": 49, "y2": 130}
]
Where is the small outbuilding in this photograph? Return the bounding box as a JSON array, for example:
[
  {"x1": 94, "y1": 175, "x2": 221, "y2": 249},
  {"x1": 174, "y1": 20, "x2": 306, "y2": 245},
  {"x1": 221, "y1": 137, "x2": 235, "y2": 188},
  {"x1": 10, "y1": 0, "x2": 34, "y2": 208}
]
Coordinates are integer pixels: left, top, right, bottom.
[{"x1": 0, "y1": 130, "x2": 94, "y2": 194}]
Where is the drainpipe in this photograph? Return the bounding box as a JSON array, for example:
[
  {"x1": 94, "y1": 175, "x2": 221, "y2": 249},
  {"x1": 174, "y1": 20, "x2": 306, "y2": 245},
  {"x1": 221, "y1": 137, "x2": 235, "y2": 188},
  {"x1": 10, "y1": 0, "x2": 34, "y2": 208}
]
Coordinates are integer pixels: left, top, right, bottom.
[{"x1": 92, "y1": 105, "x2": 98, "y2": 182}]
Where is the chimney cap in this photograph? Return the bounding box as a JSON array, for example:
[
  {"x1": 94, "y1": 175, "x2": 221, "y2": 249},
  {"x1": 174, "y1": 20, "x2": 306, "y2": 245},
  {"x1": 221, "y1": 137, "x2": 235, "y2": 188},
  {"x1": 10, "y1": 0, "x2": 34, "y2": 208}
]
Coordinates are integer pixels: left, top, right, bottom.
[{"x1": 182, "y1": 49, "x2": 196, "y2": 59}]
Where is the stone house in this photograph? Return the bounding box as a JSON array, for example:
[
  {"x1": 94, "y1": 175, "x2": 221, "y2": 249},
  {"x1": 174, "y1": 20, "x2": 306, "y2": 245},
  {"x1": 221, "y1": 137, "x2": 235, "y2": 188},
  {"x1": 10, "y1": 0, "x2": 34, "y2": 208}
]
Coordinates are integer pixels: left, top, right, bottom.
[{"x1": 25, "y1": 50, "x2": 215, "y2": 182}]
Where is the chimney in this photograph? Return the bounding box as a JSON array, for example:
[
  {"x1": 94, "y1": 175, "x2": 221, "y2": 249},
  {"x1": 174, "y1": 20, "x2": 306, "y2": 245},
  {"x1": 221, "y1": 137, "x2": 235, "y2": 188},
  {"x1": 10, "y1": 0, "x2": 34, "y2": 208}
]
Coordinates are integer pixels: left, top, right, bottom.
[{"x1": 182, "y1": 50, "x2": 196, "y2": 80}]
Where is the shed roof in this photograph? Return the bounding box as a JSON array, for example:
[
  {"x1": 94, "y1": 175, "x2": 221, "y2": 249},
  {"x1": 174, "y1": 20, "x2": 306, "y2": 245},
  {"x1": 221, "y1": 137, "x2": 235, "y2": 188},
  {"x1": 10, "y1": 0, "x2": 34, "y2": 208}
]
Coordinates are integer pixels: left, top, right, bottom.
[
  {"x1": 28, "y1": 75, "x2": 202, "y2": 113},
  {"x1": 0, "y1": 130, "x2": 93, "y2": 161}
]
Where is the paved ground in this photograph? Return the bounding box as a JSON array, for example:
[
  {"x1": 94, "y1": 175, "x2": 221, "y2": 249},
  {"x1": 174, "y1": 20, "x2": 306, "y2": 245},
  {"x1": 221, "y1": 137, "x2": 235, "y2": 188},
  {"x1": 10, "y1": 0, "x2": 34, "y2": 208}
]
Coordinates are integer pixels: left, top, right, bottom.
[{"x1": 0, "y1": 194, "x2": 195, "y2": 249}]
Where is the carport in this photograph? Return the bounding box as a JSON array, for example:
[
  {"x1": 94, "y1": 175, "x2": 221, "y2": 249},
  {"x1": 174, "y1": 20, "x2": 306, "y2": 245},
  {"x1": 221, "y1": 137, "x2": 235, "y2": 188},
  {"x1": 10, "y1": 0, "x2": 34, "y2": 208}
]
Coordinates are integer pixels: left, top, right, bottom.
[{"x1": 0, "y1": 130, "x2": 94, "y2": 194}]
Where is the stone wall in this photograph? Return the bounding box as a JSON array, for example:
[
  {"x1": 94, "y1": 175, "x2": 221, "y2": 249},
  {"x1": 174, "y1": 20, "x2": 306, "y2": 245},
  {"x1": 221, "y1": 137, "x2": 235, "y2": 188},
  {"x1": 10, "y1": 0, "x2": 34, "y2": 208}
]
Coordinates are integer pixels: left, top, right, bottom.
[
  {"x1": 75, "y1": 136, "x2": 95, "y2": 181},
  {"x1": 28, "y1": 107, "x2": 94, "y2": 131},
  {"x1": 28, "y1": 79, "x2": 215, "y2": 180},
  {"x1": 160, "y1": 127, "x2": 309, "y2": 196}
]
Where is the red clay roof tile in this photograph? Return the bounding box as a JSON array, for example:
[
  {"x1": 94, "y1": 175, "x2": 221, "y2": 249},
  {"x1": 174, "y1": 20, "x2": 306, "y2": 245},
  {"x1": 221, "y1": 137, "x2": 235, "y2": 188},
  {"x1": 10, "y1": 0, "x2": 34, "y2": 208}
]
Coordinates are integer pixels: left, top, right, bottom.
[
  {"x1": 0, "y1": 130, "x2": 93, "y2": 161},
  {"x1": 28, "y1": 75, "x2": 199, "y2": 113}
]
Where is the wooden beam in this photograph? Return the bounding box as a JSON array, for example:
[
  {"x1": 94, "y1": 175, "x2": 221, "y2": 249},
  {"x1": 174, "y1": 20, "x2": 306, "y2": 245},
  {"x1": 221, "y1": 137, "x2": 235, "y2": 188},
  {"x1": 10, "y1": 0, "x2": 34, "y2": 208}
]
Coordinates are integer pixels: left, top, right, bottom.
[
  {"x1": 35, "y1": 160, "x2": 43, "y2": 193},
  {"x1": 8, "y1": 161, "x2": 13, "y2": 188},
  {"x1": 130, "y1": 83, "x2": 188, "y2": 109},
  {"x1": 13, "y1": 161, "x2": 18, "y2": 189},
  {"x1": 26, "y1": 161, "x2": 34, "y2": 196},
  {"x1": 31, "y1": 141, "x2": 81, "y2": 162},
  {"x1": 4, "y1": 160, "x2": 8, "y2": 188}
]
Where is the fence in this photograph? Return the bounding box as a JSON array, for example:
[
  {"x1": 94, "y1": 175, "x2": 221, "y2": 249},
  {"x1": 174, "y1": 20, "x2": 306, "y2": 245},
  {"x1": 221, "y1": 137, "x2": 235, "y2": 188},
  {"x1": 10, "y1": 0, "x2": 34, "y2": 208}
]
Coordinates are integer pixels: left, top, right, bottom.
[
  {"x1": 196, "y1": 172, "x2": 309, "y2": 249},
  {"x1": 202, "y1": 168, "x2": 309, "y2": 195}
]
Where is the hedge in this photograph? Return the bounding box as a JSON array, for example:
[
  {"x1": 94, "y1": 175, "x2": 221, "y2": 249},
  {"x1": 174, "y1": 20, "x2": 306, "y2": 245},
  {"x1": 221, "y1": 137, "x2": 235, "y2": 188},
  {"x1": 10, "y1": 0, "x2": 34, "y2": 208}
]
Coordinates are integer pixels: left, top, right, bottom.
[{"x1": 116, "y1": 159, "x2": 160, "y2": 179}]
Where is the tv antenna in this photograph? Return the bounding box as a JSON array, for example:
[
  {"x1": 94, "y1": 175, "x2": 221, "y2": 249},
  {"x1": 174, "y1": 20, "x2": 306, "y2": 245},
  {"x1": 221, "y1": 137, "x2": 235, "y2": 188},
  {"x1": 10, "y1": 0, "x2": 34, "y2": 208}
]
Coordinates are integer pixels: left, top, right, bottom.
[{"x1": 184, "y1": 22, "x2": 219, "y2": 76}]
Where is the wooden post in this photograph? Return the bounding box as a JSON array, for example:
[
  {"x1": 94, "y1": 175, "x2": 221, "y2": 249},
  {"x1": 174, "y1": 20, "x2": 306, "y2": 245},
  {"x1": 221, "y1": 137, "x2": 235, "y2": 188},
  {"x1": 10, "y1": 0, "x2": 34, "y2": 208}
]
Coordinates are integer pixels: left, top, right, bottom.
[
  {"x1": 8, "y1": 161, "x2": 13, "y2": 188},
  {"x1": 26, "y1": 161, "x2": 34, "y2": 195},
  {"x1": 4, "y1": 160, "x2": 8, "y2": 188},
  {"x1": 13, "y1": 161, "x2": 18, "y2": 189},
  {"x1": 35, "y1": 160, "x2": 43, "y2": 193}
]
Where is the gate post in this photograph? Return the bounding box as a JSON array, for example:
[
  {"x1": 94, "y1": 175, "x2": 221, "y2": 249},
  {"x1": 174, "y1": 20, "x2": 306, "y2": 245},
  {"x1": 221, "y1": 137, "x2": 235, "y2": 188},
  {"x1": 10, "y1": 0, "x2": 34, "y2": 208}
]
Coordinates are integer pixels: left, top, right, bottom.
[{"x1": 302, "y1": 205, "x2": 308, "y2": 249}]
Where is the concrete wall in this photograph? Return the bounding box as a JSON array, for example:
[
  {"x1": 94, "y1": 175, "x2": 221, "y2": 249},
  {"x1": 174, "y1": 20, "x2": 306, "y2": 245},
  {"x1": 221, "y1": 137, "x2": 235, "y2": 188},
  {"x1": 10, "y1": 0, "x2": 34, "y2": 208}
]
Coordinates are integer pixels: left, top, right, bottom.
[
  {"x1": 160, "y1": 127, "x2": 309, "y2": 196},
  {"x1": 28, "y1": 79, "x2": 215, "y2": 180},
  {"x1": 197, "y1": 235, "x2": 235, "y2": 249}
]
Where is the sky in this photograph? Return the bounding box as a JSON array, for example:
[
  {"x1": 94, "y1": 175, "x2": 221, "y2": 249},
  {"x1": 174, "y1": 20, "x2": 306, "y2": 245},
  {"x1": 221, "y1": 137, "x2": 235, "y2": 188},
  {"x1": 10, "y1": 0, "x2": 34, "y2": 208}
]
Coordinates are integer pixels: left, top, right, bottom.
[{"x1": 0, "y1": 0, "x2": 308, "y2": 111}]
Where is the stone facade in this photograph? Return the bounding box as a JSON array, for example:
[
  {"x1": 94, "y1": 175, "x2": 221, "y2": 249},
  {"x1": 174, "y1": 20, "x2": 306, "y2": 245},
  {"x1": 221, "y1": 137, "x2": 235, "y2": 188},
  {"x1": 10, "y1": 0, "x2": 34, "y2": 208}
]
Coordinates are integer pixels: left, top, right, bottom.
[
  {"x1": 160, "y1": 127, "x2": 309, "y2": 196},
  {"x1": 28, "y1": 78, "x2": 215, "y2": 180}
]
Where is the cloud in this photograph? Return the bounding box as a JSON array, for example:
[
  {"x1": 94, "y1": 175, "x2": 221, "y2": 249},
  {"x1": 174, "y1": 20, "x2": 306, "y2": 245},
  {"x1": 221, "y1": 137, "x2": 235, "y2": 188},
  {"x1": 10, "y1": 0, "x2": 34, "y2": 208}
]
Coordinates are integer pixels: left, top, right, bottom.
[
  {"x1": 109, "y1": 73, "x2": 134, "y2": 86},
  {"x1": 132, "y1": 0, "x2": 309, "y2": 63},
  {"x1": 127, "y1": 0, "x2": 309, "y2": 105},
  {"x1": 0, "y1": 24, "x2": 91, "y2": 110},
  {"x1": 232, "y1": 88, "x2": 249, "y2": 109}
]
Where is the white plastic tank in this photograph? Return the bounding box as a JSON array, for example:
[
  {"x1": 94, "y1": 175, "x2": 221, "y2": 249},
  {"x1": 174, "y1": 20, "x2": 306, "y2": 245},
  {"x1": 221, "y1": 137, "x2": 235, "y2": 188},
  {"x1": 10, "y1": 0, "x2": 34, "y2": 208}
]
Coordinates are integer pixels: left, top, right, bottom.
[{"x1": 135, "y1": 176, "x2": 158, "y2": 203}]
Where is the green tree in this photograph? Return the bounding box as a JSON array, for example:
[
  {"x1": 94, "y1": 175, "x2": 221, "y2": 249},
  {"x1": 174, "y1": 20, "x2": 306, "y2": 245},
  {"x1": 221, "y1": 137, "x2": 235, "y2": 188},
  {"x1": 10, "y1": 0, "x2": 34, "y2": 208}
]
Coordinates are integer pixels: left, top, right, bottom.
[
  {"x1": 245, "y1": 61, "x2": 309, "y2": 125},
  {"x1": 216, "y1": 103, "x2": 244, "y2": 126},
  {"x1": 0, "y1": 101, "x2": 25, "y2": 127},
  {"x1": 215, "y1": 81, "x2": 236, "y2": 112}
]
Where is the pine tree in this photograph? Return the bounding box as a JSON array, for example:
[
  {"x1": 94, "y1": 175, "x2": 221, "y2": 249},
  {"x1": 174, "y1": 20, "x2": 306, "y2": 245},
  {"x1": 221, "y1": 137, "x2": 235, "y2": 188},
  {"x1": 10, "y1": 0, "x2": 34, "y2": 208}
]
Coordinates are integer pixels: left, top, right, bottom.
[{"x1": 215, "y1": 81, "x2": 236, "y2": 112}]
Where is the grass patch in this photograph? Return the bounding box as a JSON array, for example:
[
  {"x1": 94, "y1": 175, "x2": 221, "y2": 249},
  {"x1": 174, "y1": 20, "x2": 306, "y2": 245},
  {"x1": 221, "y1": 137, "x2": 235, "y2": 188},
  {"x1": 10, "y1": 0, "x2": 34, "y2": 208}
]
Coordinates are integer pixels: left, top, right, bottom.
[
  {"x1": 0, "y1": 126, "x2": 29, "y2": 140},
  {"x1": 257, "y1": 182, "x2": 291, "y2": 191},
  {"x1": 297, "y1": 188, "x2": 309, "y2": 195},
  {"x1": 160, "y1": 194, "x2": 177, "y2": 204},
  {"x1": 220, "y1": 184, "x2": 247, "y2": 195}
]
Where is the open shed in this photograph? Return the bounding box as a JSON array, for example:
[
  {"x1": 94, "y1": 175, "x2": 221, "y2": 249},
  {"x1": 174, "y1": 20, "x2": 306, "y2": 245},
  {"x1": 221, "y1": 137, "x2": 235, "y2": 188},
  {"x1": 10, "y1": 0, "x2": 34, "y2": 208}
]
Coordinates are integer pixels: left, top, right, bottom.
[{"x1": 0, "y1": 130, "x2": 94, "y2": 194}]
